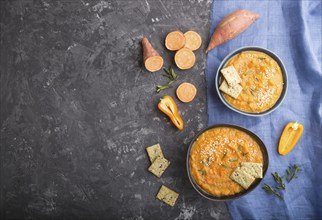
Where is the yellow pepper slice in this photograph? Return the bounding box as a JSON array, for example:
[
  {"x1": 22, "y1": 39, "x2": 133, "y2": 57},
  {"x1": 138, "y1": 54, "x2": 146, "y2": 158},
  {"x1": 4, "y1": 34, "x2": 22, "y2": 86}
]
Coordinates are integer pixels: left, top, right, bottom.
[
  {"x1": 278, "y1": 122, "x2": 304, "y2": 155},
  {"x1": 158, "y1": 96, "x2": 184, "y2": 130}
]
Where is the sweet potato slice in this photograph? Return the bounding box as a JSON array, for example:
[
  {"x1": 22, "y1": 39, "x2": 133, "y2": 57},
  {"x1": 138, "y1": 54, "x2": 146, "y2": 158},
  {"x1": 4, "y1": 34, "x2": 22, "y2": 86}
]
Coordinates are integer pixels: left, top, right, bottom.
[
  {"x1": 176, "y1": 82, "x2": 197, "y2": 103},
  {"x1": 206, "y1": 10, "x2": 260, "y2": 53},
  {"x1": 184, "y1": 31, "x2": 202, "y2": 51},
  {"x1": 165, "y1": 31, "x2": 186, "y2": 51},
  {"x1": 142, "y1": 37, "x2": 164, "y2": 72},
  {"x1": 174, "y1": 48, "x2": 195, "y2": 70}
]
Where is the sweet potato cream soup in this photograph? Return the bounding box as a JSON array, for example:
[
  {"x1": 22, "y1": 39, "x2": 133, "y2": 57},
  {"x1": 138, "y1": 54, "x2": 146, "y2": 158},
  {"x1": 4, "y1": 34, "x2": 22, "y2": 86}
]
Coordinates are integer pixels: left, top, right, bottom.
[
  {"x1": 223, "y1": 51, "x2": 284, "y2": 113},
  {"x1": 190, "y1": 127, "x2": 263, "y2": 197}
]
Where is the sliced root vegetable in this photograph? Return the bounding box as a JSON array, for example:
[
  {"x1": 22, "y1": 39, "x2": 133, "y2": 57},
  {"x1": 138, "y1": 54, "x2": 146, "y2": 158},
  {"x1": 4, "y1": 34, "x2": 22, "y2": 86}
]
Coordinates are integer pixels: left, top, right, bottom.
[
  {"x1": 184, "y1": 31, "x2": 202, "y2": 51},
  {"x1": 142, "y1": 37, "x2": 164, "y2": 72},
  {"x1": 165, "y1": 31, "x2": 186, "y2": 51},
  {"x1": 206, "y1": 10, "x2": 260, "y2": 53},
  {"x1": 176, "y1": 82, "x2": 197, "y2": 103},
  {"x1": 144, "y1": 56, "x2": 164, "y2": 72},
  {"x1": 174, "y1": 48, "x2": 196, "y2": 70}
]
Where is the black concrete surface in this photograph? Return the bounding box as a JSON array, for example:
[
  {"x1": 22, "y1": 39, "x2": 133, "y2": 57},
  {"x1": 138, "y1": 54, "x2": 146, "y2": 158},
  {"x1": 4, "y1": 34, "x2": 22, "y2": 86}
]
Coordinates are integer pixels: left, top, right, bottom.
[{"x1": 0, "y1": 0, "x2": 230, "y2": 219}]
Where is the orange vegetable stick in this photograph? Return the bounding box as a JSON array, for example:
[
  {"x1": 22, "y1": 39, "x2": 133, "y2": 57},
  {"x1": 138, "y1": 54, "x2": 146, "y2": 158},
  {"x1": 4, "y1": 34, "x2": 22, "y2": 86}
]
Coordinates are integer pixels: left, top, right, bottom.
[
  {"x1": 184, "y1": 31, "x2": 202, "y2": 51},
  {"x1": 165, "y1": 31, "x2": 186, "y2": 51},
  {"x1": 176, "y1": 82, "x2": 197, "y2": 103},
  {"x1": 206, "y1": 10, "x2": 260, "y2": 53},
  {"x1": 174, "y1": 48, "x2": 196, "y2": 70},
  {"x1": 142, "y1": 37, "x2": 164, "y2": 72}
]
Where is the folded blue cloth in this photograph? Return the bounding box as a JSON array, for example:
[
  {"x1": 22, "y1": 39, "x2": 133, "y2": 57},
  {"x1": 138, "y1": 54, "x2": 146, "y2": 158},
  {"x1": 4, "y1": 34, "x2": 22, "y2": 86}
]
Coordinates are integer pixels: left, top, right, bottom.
[{"x1": 206, "y1": 1, "x2": 322, "y2": 219}]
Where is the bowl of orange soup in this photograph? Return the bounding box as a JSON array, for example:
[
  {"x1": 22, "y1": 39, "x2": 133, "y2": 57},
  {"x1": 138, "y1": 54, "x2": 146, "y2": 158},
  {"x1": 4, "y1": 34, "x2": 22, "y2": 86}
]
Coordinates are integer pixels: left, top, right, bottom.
[
  {"x1": 187, "y1": 124, "x2": 269, "y2": 201},
  {"x1": 215, "y1": 46, "x2": 288, "y2": 116}
]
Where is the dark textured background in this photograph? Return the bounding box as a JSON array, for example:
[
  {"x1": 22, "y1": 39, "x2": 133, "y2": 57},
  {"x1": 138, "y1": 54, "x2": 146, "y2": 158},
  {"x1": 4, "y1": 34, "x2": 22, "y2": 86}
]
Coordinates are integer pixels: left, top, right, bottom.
[{"x1": 0, "y1": 0, "x2": 230, "y2": 219}]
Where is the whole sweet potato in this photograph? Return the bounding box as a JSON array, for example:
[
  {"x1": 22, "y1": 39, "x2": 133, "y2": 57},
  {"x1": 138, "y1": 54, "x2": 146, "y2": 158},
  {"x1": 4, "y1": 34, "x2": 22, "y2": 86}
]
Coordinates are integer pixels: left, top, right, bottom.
[{"x1": 206, "y1": 10, "x2": 260, "y2": 53}]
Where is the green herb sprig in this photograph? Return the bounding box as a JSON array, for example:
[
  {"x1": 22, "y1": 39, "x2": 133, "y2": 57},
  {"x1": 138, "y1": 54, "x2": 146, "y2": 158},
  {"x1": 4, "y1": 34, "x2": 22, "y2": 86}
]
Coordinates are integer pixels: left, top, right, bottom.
[
  {"x1": 164, "y1": 67, "x2": 178, "y2": 84},
  {"x1": 237, "y1": 145, "x2": 242, "y2": 152},
  {"x1": 249, "y1": 88, "x2": 258, "y2": 96},
  {"x1": 198, "y1": 169, "x2": 206, "y2": 176},
  {"x1": 156, "y1": 85, "x2": 171, "y2": 93},
  {"x1": 221, "y1": 164, "x2": 231, "y2": 168},
  {"x1": 272, "y1": 172, "x2": 286, "y2": 190},
  {"x1": 229, "y1": 158, "x2": 238, "y2": 162},
  {"x1": 201, "y1": 157, "x2": 211, "y2": 167},
  {"x1": 262, "y1": 164, "x2": 301, "y2": 200},
  {"x1": 244, "y1": 69, "x2": 254, "y2": 76},
  {"x1": 286, "y1": 164, "x2": 301, "y2": 183},
  {"x1": 262, "y1": 184, "x2": 283, "y2": 200},
  {"x1": 155, "y1": 67, "x2": 178, "y2": 93}
]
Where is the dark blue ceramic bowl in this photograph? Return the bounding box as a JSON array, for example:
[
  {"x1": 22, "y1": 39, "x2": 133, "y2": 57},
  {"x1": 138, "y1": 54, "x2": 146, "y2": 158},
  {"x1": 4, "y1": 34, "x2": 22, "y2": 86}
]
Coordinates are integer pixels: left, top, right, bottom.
[
  {"x1": 215, "y1": 46, "x2": 288, "y2": 117},
  {"x1": 186, "y1": 124, "x2": 269, "y2": 201}
]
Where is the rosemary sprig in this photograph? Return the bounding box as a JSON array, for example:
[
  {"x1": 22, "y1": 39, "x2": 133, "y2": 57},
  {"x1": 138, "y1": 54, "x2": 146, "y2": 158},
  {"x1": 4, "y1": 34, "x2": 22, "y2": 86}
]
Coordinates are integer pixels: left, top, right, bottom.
[
  {"x1": 263, "y1": 164, "x2": 301, "y2": 200},
  {"x1": 262, "y1": 184, "x2": 284, "y2": 200},
  {"x1": 201, "y1": 157, "x2": 211, "y2": 167},
  {"x1": 222, "y1": 164, "x2": 230, "y2": 168},
  {"x1": 244, "y1": 69, "x2": 254, "y2": 76},
  {"x1": 198, "y1": 169, "x2": 206, "y2": 176},
  {"x1": 272, "y1": 172, "x2": 286, "y2": 190},
  {"x1": 155, "y1": 67, "x2": 178, "y2": 93},
  {"x1": 286, "y1": 164, "x2": 301, "y2": 183},
  {"x1": 229, "y1": 158, "x2": 238, "y2": 162},
  {"x1": 156, "y1": 85, "x2": 171, "y2": 93},
  {"x1": 249, "y1": 88, "x2": 258, "y2": 96},
  {"x1": 164, "y1": 67, "x2": 178, "y2": 84},
  {"x1": 237, "y1": 145, "x2": 242, "y2": 152}
]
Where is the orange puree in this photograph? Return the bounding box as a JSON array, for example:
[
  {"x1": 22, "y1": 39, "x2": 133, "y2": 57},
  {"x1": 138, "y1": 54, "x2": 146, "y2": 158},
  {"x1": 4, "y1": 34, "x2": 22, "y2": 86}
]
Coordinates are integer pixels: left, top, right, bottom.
[
  {"x1": 223, "y1": 51, "x2": 284, "y2": 113},
  {"x1": 189, "y1": 127, "x2": 263, "y2": 197}
]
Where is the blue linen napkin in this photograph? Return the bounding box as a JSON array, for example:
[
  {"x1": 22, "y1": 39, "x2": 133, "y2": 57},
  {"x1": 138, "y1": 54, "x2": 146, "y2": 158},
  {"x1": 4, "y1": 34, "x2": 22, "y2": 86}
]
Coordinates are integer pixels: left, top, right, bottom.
[{"x1": 206, "y1": 1, "x2": 322, "y2": 219}]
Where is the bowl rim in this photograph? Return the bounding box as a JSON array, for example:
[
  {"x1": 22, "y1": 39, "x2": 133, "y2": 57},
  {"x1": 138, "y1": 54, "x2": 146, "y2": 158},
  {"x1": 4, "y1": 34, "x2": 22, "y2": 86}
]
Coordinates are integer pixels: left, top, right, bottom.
[
  {"x1": 215, "y1": 46, "x2": 288, "y2": 117},
  {"x1": 186, "y1": 123, "x2": 269, "y2": 201}
]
